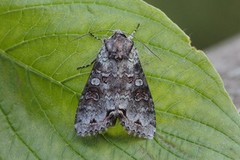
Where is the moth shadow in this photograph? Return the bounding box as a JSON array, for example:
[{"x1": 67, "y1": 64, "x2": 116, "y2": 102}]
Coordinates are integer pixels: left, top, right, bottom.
[
  {"x1": 77, "y1": 133, "x2": 145, "y2": 147},
  {"x1": 104, "y1": 133, "x2": 146, "y2": 143}
]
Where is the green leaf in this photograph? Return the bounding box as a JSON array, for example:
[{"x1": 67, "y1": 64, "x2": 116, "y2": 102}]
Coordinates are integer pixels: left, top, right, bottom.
[{"x1": 0, "y1": 0, "x2": 240, "y2": 159}]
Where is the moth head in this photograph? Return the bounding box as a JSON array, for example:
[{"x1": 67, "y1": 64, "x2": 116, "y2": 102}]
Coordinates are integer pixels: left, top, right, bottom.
[{"x1": 104, "y1": 31, "x2": 134, "y2": 60}]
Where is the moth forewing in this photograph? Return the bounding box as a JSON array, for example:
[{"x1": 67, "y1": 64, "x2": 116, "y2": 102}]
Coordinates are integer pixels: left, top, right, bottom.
[{"x1": 75, "y1": 30, "x2": 156, "y2": 139}]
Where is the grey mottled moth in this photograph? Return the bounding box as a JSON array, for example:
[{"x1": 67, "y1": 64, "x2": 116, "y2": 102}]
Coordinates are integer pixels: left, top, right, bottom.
[{"x1": 74, "y1": 28, "x2": 156, "y2": 139}]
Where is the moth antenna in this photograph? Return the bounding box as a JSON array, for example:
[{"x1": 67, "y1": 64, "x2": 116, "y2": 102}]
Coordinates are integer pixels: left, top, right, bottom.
[
  {"x1": 72, "y1": 29, "x2": 115, "y2": 42},
  {"x1": 128, "y1": 23, "x2": 140, "y2": 40},
  {"x1": 127, "y1": 23, "x2": 161, "y2": 62},
  {"x1": 141, "y1": 42, "x2": 162, "y2": 62},
  {"x1": 132, "y1": 34, "x2": 162, "y2": 62}
]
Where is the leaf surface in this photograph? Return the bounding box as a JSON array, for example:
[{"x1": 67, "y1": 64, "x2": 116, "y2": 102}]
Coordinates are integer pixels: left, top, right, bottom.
[{"x1": 0, "y1": 0, "x2": 240, "y2": 159}]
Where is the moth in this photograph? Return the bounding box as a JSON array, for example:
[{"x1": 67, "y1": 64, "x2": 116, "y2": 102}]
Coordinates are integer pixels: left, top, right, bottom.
[{"x1": 74, "y1": 28, "x2": 156, "y2": 139}]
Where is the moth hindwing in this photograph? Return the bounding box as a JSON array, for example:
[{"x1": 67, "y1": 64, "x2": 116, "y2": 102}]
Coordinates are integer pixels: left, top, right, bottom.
[{"x1": 75, "y1": 30, "x2": 156, "y2": 139}]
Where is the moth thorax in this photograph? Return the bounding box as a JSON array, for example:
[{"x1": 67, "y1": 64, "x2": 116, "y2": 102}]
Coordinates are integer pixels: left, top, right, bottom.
[{"x1": 104, "y1": 32, "x2": 133, "y2": 60}]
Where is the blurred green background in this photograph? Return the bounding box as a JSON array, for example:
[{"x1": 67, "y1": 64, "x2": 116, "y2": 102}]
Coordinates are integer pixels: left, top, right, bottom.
[{"x1": 145, "y1": 0, "x2": 240, "y2": 49}]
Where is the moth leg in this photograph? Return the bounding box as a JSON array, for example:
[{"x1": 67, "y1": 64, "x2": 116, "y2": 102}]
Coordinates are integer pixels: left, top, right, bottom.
[
  {"x1": 89, "y1": 32, "x2": 102, "y2": 41},
  {"x1": 77, "y1": 58, "x2": 96, "y2": 70}
]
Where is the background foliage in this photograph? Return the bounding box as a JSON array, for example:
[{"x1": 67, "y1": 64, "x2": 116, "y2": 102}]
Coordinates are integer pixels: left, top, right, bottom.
[{"x1": 146, "y1": 0, "x2": 240, "y2": 49}]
